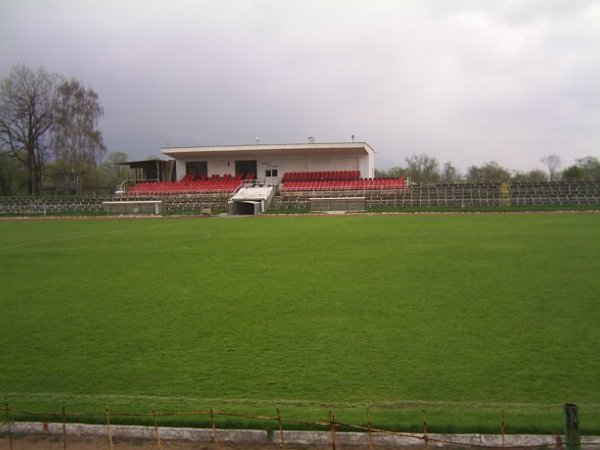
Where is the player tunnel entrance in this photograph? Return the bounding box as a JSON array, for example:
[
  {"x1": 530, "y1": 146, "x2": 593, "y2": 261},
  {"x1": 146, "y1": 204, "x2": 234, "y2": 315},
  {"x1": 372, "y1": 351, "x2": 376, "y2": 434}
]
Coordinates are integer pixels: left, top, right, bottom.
[{"x1": 231, "y1": 200, "x2": 261, "y2": 215}]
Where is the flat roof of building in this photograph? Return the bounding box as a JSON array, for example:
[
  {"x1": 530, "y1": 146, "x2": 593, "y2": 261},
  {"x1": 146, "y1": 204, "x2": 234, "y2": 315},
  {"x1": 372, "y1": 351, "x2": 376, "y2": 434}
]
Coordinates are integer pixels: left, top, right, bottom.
[{"x1": 161, "y1": 142, "x2": 374, "y2": 159}]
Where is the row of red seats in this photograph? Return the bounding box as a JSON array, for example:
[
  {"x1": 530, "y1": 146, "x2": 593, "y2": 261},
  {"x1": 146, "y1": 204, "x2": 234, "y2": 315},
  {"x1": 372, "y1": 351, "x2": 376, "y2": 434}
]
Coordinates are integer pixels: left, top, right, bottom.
[
  {"x1": 282, "y1": 170, "x2": 360, "y2": 182},
  {"x1": 280, "y1": 178, "x2": 406, "y2": 191},
  {"x1": 129, "y1": 181, "x2": 242, "y2": 194},
  {"x1": 129, "y1": 174, "x2": 252, "y2": 194}
]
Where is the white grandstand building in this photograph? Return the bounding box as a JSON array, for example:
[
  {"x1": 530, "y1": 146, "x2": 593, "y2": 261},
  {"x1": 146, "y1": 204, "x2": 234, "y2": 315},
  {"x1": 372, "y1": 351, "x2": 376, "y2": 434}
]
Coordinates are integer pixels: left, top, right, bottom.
[{"x1": 161, "y1": 141, "x2": 375, "y2": 183}]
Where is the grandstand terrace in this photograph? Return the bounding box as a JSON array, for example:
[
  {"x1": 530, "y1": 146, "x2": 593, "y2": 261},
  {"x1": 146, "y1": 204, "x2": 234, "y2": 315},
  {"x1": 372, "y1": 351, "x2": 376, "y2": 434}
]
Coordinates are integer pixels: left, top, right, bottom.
[
  {"x1": 510, "y1": 181, "x2": 600, "y2": 206},
  {"x1": 271, "y1": 181, "x2": 600, "y2": 210},
  {"x1": 1, "y1": 181, "x2": 600, "y2": 215}
]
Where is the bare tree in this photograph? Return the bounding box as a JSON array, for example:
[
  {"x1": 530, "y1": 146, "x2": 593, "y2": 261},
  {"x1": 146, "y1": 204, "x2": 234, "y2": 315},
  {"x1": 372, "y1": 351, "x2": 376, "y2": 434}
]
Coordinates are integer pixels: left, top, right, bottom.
[
  {"x1": 51, "y1": 79, "x2": 105, "y2": 170},
  {"x1": 540, "y1": 154, "x2": 561, "y2": 182},
  {"x1": 405, "y1": 153, "x2": 440, "y2": 184},
  {"x1": 0, "y1": 65, "x2": 58, "y2": 195},
  {"x1": 0, "y1": 66, "x2": 106, "y2": 194},
  {"x1": 440, "y1": 161, "x2": 460, "y2": 183}
]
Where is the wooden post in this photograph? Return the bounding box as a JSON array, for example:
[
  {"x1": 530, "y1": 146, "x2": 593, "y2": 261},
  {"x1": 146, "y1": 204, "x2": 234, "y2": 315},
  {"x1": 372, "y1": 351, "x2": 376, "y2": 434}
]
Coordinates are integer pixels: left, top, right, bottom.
[
  {"x1": 5, "y1": 400, "x2": 13, "y2": 450},
  {"x1": 62, "y1": 403, "x2": 67, "y2": 450},
  {"x1": 367, "y1": 407, "x2": 373, "y2": 450},
  {"x1": 210, "y1": 409, "x2": 220, "y2": 449},
  {"x1": 329, "y1": 411, "x2": 337, "y2": 450},
  {"x1": 422, "y1": 409, "x2": 429, "y2": 450},
  {"x1": 276, "y1": 407, "x2": 286, "y2": 449},
  {"x1": 500, "y1": 409, "x2": 505, "y2": 448},
  {"x1": 564, "y1": 404, "x2": 581, "y2": 450},
  {"x1": 105, "y1": 406, "x2": 114, "y2": 450},
  {"x1": 152, "y1": 407, "x2": 163, "y2": 450}
]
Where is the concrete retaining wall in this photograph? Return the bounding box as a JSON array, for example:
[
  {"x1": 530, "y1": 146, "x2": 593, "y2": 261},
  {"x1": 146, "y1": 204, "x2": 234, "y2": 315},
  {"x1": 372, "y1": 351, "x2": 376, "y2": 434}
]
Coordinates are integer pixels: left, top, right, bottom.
[
  {"x1": 310, "y1": 197, "x2": 366, "y2": 212},
  {"x1": 3, "y1": 422, "x2": 599, "y2": 447},
  {"x1": 1, "y1": 422, "x2": 267, "y2": 443},
  {"x1": 0, "y1": 196, "x2": 109, "y2": 214}
]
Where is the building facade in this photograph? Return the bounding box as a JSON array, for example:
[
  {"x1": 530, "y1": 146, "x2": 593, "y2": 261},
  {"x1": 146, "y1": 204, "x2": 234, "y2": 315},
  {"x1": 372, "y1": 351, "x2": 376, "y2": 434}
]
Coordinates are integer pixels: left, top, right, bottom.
[{"x1": 161, "y1": 142, "x2": 375, "y2": 183}]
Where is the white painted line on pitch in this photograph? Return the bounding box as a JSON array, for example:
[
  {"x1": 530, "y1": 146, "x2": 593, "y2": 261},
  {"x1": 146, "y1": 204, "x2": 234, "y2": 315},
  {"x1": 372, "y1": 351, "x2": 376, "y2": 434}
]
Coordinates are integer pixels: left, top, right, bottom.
[{"x1": 0, "y1": 230, "x2": 126, "y2": 251}]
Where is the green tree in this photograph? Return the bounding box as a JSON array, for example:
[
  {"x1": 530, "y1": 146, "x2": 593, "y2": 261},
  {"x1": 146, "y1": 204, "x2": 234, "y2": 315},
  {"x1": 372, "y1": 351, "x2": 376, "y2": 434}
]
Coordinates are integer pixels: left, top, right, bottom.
[
  {"x1": 511, "y1": 169, "x2": 548, "y2": 182},
  {"x1": 0, "y1": 151, "x2": 28, "y2": 195},
  {"x1": 375, "y1": 166, "x2": 408, "y2": 178},
  {"x1": 563, "y1": 156, "x2": 600, "y2": 181},
  {"x1": 467, "y1": 161, "x2": 511, "y2": 183},
  {"x1": 562, "y1": 165, "x2": 583, "y2": 180},
  {"x1": 388, "y1": 166, "x2": 408, "y2": 178},
  {"x1": 98, "y1": 152, "x2": 130, "y2": 190}
]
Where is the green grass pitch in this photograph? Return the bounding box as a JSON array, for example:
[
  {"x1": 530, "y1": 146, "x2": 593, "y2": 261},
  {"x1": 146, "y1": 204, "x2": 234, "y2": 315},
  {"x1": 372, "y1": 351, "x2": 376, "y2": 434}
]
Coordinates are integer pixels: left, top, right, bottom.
[{"x1": 1, "y1": 213, "x2": 600, "y2": 433}]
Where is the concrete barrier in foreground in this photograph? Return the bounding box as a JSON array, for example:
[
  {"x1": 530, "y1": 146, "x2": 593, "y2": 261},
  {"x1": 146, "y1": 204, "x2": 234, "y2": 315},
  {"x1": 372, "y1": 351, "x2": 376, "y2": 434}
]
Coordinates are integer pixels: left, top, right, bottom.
[
  {"x1": 1, "y1": 422, "x2": 267, "y2": 443},
  {"x1": 3, "y1": 422, "x2": 600, "y2": 448}
]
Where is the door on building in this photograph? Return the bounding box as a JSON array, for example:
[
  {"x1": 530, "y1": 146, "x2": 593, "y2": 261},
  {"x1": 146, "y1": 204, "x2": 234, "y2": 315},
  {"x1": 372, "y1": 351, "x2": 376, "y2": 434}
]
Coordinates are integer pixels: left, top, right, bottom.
[
  {"x1": 235, "y1": 160, "x2": 257, "y2": 178},
  {"x1": 265, "y1": 168, "x2": 279, "y2": 185}
]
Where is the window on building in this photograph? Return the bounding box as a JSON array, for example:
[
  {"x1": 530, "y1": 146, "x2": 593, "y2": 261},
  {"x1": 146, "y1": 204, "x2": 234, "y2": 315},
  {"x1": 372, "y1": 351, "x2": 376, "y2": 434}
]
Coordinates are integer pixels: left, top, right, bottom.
[{"x1": 186, "y1": 161, "x2": 207, "y2": 178}]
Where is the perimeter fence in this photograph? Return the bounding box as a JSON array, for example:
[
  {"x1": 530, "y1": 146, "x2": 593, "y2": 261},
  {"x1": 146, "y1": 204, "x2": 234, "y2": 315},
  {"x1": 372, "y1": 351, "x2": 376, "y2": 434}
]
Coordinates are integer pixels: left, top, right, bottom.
[{"x1": 2, "y1": 402, "x2": 598, "y2": 450}]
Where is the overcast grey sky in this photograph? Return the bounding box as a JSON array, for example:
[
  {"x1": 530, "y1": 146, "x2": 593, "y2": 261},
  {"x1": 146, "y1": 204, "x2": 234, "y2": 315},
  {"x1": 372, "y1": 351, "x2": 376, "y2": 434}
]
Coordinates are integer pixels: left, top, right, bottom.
[{"x1": 1, "y1": 0, "x2": 599, "y2": 171}]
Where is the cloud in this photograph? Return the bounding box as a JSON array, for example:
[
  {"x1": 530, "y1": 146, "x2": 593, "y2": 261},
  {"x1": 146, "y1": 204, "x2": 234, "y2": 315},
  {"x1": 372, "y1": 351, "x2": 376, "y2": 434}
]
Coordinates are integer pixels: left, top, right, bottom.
[{"x1": 1, "y1": 0, "x2": 599, "y2": 170}]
